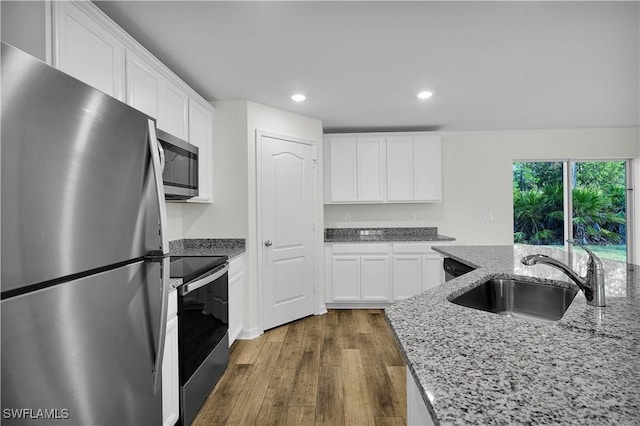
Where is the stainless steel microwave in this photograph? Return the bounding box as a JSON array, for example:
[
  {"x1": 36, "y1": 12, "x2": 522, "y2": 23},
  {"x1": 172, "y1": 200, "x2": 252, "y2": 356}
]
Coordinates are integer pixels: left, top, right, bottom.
[{"x1": 156, "y1": 128, "x2": 199, "y2": 200}]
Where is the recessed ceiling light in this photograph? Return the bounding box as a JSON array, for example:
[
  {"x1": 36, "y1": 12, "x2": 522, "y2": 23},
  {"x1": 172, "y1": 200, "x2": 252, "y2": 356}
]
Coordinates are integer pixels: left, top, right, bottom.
[
  {"x1": 417, "y1": 91, "x2": 433, "y2": 100},
  {"x1": 291, "y1": 94, "x2": 306, "y2": 102}
]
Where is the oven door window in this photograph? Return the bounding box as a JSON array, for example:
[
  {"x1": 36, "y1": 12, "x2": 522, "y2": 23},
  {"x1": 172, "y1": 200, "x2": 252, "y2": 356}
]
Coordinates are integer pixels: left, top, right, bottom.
[
  {"x1": 160, "y1": 141, "x2": 198, "y2": 190},
  {"x1": 178, "y1": 275, "x2": 228, "y2": 383}
]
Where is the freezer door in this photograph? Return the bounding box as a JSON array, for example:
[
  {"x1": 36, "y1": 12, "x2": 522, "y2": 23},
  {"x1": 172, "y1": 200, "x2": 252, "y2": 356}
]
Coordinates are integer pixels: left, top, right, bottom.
[
  {"x1": 1, "y1": 260, "x2": 163, "y2": 425},
  {"x1": 1, "y1": 43, "x2": 163, "y2": 294}
]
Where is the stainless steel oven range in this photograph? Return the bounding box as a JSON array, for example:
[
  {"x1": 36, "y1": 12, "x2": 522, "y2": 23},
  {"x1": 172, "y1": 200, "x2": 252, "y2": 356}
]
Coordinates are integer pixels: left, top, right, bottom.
[{"x1": 170, "y1": 256, "x2": 229, "y2": 426}]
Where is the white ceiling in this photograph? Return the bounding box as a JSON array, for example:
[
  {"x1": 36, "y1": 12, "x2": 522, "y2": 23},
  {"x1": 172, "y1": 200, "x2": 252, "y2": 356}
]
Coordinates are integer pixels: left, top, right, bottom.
[{"x1": 94, "y1": 1, "x2": 639, "y2": 132}]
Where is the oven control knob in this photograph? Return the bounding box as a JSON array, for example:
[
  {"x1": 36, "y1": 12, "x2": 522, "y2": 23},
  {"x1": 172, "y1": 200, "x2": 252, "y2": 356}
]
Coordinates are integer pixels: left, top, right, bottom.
[{"x1": 264, "y1": 240, "x2": 273, "y2": 247}]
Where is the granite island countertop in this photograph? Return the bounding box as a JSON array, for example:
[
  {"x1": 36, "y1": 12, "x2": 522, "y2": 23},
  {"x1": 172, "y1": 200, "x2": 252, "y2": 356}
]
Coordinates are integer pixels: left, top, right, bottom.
[{"x1": 386, "y1": 245, "x2": 640, "y2": 425}]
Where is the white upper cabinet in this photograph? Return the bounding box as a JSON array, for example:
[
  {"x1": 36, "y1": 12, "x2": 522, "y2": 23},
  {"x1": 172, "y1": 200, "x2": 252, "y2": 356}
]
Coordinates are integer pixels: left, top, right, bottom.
[
  {"x1": 413, "y1": 135, "x2": 442, "y2": 202},
  {"x1": 387, "y1": 134, "x2": 442, "y2": 202},
  {"x1": 159, "y1": 79, "x2": 189, "y2": 141},
  {"x1": 187, "y1": 99, "x2": 213, "y2": 203},
  {"x1": 386, "y1": 136, "x2": 415, "y2": 201},
  {"x1": 125, "y1": 49, "x2": 160, "y2": 118},
  {"x1": 54, "y1": 1, "x2": 125, "y2": 101},
  {"x1": 356, "y1": 137, "x2": 385, "y2": 202},
  {"x1": 324, "y1": 132, "x2": 441, "y2": 204},
  {"x1": 327, "y1": 137, "x2": 357, "y2": 202}
]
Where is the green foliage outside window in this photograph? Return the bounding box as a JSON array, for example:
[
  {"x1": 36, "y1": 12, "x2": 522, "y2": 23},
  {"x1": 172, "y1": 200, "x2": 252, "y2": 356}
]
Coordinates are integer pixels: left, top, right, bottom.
[{"x1": 513, "y1": 162, "x2": 626, "y2": 247}]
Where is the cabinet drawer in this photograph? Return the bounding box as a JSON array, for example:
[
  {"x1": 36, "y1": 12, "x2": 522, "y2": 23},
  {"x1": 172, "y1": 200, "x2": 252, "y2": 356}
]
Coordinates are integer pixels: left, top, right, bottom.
[{"x1": 331, "y1": 243, "x2": 390, "y2": 255}]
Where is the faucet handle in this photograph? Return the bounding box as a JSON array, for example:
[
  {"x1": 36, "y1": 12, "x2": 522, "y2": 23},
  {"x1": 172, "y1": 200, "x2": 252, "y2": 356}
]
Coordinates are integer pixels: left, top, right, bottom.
[{"x1": 566, "y1": 239, "x2": 603, "y2": 269}]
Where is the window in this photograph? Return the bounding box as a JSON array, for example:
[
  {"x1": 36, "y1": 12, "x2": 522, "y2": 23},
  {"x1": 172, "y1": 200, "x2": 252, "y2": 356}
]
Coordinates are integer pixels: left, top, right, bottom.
[{"x1": 513, "y1": 160, "x2": 631, "y2": 262}]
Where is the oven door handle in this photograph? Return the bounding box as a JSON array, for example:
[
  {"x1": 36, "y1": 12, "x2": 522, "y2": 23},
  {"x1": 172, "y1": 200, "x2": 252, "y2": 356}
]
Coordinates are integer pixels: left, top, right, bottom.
[{"x1": 180, "y1": 263, "x2": 229, "y2": 296}]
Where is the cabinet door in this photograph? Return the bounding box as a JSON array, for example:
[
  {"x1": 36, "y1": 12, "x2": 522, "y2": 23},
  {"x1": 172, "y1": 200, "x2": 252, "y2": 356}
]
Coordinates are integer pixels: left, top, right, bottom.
[
  {"x1": 386, "y1": 136, "x2": 414, "y2": 201},
  {"x1": 392, "y1": 255, "x2": 422, "y2": 300},
  {"x1": 413, "y1": 136, "x2": 442, "y2": 202},
  {"x1": 187, "y1": 99, "x2": 213, "y2": 203},
  {"x1": 54, "y1": 2, "x2": 125, "y2": 100},
  {"x1": 331, "y1": 256, "x2": 361, "y2": 301},
  {"x1": 328, "y1": 137, "x2": 358, "y2": 202},
  {"x1": 360, "y1": 255, "x2": 391, "y2": 301},
  {"x1": 125, "y1": 50, "x2": 160, "y2": 118},
  {"x1": 422, "y1": 254, "x2": 444, "y2": 291},
  {"x1": 356, "y1": 137, "x2": 385, "y2": 202},
  {"x1": 162, "y1": 290, "x2": 179, "y2": 426},
  {"x1": 158, "y1": 78, "x2": 189, "y2": 141}
]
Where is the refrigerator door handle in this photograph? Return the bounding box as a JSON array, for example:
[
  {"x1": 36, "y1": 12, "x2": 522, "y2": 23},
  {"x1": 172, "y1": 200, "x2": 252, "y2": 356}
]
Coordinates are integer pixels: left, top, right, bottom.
[
  {"x1": 147, "y1": 119, "x2": 169, "y2": 394},
  {"x1": 148, "y1": 120, "x2": 168, "y2": 251}
]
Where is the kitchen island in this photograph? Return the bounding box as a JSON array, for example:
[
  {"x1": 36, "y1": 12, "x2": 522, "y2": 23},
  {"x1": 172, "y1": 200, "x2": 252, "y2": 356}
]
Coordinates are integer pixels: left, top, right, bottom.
[{"x1": 386, "y1": 245, "x2": 640, "y2": 425}]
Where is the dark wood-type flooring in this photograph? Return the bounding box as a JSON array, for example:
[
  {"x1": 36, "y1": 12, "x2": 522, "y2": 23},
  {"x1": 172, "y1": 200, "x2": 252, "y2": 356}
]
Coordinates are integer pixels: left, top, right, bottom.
[{"x1": 192, "y1": 309, "x2": 407, "y2": 425}]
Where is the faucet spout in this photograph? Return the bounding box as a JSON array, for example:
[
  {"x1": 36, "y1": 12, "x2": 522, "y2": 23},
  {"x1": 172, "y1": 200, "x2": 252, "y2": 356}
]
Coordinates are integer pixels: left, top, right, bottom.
[{"x1": 520, "y1": 241, "x2": 606, "y2": 307}]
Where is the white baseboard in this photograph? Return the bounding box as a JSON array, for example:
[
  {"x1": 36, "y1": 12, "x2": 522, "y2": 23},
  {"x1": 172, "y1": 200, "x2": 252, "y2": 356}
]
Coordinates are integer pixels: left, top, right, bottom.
[
  {"x1": 229, "y1": 327, "x2": 243, "y2": 346},
  {"x1": 315, "y1": 304, "x2": 328, "y2": 315},
  {"x1": 237, "y1": 327, "x2": 262, "y2": 340},
  {"x1": 325, "y1": 302, "x2": 393, "y2": 309}
]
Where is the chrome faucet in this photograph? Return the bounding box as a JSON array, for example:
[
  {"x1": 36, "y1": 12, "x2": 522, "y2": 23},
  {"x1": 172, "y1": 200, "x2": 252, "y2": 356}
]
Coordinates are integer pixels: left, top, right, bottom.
[{"x1": 521, "y1": 240, "x2": 606, "y2": 307}]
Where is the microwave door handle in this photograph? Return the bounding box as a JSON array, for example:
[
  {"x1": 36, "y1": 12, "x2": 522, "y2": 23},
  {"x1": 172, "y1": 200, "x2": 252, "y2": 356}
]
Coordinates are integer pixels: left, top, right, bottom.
[{"x1": 147, "y1": 119, "x2": 169, "y2": 394}]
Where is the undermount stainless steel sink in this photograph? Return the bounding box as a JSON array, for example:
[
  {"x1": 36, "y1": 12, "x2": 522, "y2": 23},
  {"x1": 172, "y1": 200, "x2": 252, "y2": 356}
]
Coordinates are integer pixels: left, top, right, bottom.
[{"x1": 450, "y1": 278, "x2": 578, "y2": 322}]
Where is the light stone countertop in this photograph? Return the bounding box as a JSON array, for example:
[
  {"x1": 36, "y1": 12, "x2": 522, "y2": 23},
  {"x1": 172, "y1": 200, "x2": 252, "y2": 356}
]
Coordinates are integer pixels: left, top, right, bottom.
[{"x1": 385, "y1": 244, "x2": 640, "y2": 425}]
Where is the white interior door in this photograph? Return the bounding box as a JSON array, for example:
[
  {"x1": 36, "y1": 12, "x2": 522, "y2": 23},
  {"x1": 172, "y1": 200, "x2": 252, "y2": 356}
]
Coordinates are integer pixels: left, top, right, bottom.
[{"x1": 259, "y1": 133, "x2": 316, "y2": 330}]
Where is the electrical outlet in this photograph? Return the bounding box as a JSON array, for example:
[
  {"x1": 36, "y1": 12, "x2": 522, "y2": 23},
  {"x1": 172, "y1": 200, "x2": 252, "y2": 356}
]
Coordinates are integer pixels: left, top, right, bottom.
[
  {"x1": 410, "y1": 212, "x2": 417, "y2": 221},
  {"x1": 344, "y1": 213, "x2": 351, "y2": 222},
  {"x1": 483, "y1": 212, "x2": 494, "y2": 221}
]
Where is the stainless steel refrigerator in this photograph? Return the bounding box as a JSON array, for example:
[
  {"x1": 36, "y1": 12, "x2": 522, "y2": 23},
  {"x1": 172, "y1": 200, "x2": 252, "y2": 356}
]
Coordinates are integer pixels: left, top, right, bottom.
[{"x1": 1, "y1": 42, "x2": 169, "y2": 425}]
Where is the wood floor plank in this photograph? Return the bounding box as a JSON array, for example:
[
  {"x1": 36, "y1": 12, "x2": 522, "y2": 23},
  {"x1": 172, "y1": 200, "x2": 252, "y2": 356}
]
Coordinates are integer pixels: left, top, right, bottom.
[
  {"x1": 270, "y1": 319, "x2": 307, "y2": 389},
  {"x1": 315, "y1": 366, "x2": 344, "y2": 425},
  {"x1": 368, "y1": 311, "x2": 406, "y2": 366},
  {"x1": 285, "y1": 406, "x2": 316, "y2": 426},
  {"x1": 342, "y1": 349, "x2": 376, "y2": 425},
  {"x1": 386, "y1": 366, "x2": 407, "y2": 406},
  {"x1": 319, "y1": 311, "x2": 341, "y2": 368},
  {"x1": 232, "y1": 335, "x2": 267, "y2": 365},
  {"x1": 191, "y1": 364, "x2": 253, "y2": 425},
  {"x1": 289, "y1": 314, "x2": 322, "y2": 406},
  {"x1": 374, "y1": 416, "x2": 406, "y2": 426},
  {"x1": 337, "y1": 310, "x2": 359, "y2": 349},
  {"x1": 255, "y1": 387, "x2": 290, "y2": 425},
  {"x1": 265, "y1": 323, "x2": 290, "y2": 342},
  {"x1": 225, "y1": 341, "x2": 283, "y2": 425},
  {"x1": 353, "y1": 309, "x2": 374, "y2": 333},
  {"x1": 356, "y1": 334, "x2": 404, "y2": 418}
]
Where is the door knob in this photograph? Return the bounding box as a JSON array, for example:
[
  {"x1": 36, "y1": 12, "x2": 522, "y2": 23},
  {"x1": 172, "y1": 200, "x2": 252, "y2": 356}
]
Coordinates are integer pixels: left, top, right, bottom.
[{"x1": 264, "y1": 240, "x2": 273, "y2": 247}]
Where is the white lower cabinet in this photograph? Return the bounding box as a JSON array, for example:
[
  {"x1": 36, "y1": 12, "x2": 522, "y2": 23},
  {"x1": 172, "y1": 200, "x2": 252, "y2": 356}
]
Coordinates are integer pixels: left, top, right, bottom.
[
  {"x1": 162, "y1": 289, "x2": 179, "y2": 426},
  {"x1": 326, "y1": 242, "x2": 448, "y2": 306},
  {"x1": 327, "y1": 244, "x2": 391, "y2": 305},
  {"x1": 392, "y1": 255, "x2": 422, "y2": 300},
  {"x1": 228, "y1": 254, "x2": 245, "y2": 346}
]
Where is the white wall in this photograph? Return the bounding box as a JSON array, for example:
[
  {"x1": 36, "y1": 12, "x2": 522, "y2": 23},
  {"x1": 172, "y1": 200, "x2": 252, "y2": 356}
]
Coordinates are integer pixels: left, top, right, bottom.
[
  {"x1": 1, "y1": 1, "x2": 49, "y2": 63},
  {"x1": 325, "y1": 128, "x2": 640, "y2": 247},
  {"x1": 182, "y1": 100, "x2": 248, "y2": 238}
]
